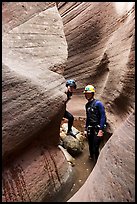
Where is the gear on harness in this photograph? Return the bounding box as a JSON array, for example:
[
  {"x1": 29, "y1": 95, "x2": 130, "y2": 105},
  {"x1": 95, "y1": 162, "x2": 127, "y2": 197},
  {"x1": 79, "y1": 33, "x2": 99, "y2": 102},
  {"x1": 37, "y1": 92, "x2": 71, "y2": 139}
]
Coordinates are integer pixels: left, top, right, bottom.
[{"x1": 87, "y1": 124, "x2": 100, "y2": 136}]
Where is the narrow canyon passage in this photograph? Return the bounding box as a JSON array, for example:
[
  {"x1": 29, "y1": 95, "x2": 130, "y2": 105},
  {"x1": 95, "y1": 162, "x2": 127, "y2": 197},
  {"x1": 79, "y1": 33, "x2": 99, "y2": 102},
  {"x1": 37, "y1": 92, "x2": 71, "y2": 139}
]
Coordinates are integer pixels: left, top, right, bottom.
[
  {"x1": 57, "y1": 93, "x2": 111, "y2": 202},
  {"x1": 2, "y1": 2, "x2": 135, "y2": 202}
]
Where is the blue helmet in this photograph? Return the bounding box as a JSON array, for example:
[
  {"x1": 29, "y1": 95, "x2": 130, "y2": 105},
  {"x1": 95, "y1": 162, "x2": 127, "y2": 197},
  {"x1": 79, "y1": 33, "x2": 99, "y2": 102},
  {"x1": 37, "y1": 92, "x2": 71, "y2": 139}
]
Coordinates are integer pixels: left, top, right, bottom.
[{"x1": 66, "y1": 79, "x2": 77, "y2": 89}]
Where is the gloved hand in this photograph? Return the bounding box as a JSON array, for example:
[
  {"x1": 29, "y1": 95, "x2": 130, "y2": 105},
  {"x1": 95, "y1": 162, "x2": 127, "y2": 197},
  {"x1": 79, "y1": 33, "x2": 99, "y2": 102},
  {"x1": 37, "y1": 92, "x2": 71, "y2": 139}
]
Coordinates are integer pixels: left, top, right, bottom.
[
  {"x1": 84, "y1": 130, "x2": 87, "y2": 138},
  {"x1": 97, "y1": 129, "x2": 103, "y2": 137}
]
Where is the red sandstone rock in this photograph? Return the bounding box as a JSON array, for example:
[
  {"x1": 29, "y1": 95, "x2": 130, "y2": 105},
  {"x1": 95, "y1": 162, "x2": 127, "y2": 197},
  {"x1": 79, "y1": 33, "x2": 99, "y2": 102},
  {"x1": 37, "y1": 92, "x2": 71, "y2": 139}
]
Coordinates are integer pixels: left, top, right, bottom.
[
  {"x1": 68, "y1": 112, "x2": 135, "y2": 202},
  {"x1": 2, "y1": 2, "x2": 135, "y2": 202}
]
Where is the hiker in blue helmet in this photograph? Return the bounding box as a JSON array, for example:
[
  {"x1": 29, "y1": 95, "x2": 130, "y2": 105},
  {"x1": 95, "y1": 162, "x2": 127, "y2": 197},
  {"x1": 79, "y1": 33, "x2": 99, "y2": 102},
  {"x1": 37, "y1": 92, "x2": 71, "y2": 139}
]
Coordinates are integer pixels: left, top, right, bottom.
[
  {"x1": 64, "y1": 79, "x2": 77, "y2": 138},
  {"x1": 83, "y1": 85, "x2": 107, "y2": 162}
]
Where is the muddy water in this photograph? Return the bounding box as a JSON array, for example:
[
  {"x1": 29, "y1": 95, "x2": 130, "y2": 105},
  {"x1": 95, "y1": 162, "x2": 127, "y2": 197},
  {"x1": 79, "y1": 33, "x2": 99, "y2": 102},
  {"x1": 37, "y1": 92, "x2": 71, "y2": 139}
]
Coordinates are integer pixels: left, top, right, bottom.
[{"x1": 59, "y1": 117, "x2": 95, "y2": 202}]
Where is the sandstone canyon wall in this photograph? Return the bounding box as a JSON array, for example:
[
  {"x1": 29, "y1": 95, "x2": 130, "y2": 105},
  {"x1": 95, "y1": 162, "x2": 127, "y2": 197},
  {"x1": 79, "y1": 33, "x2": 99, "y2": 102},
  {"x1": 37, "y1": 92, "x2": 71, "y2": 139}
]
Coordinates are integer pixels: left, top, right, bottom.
[
  {"x1": 68, "y1": 112, "x2": 135, "y2": 202},
  {"x1": 58, "y1": 2, "x2": 135, "y2": 131},
  {"x1": 2, "y1": 2, "x2": 73, "y2": 202},
  {"x1": 2, "y1": 2, "x2": 135, "y2": 202},
  {"x1": 57, "y1": 2, "x2": 135, "y2": 202}
]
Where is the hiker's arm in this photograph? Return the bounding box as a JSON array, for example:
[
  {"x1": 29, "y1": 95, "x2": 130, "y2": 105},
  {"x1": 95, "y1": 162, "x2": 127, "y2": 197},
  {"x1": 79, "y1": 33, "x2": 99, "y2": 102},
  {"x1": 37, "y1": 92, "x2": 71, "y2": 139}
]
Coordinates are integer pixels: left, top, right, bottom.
[
  {"x1": 96, "y1": 101, "x2": 106, "y2": 137},
  {"x1": 97, "y1": 101, "x2": 106, "y2": 130},
  {"x1": 84, "y1": 104, "x2": 90, "y2": 137}
]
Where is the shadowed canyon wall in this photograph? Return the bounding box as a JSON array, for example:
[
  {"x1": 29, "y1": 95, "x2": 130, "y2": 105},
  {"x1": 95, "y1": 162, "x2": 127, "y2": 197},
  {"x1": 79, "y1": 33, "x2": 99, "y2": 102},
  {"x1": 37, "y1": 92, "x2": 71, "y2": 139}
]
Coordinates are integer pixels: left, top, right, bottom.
[
  {"x1": 2, "y1": 2, "x2": 135, "y2": 202},
  {"x1": 2, "y1": 2, "x2": 73, "y2": 202},
  {"x1": 58, "y1": 2, "x2": 135, "y2": 130},
  {"x1": 68, "y1": 112, "x2": 135, "y2": 202},
  {"x1": 57, "y1": 2, "x2": 135, "y2": 202}
]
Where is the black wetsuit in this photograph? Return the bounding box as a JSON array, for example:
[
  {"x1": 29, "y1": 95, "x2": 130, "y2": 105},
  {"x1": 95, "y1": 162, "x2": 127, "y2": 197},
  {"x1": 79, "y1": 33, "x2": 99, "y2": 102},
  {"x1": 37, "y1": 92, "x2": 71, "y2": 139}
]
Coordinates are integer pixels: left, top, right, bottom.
[
  {"x1": 64, "y1": 90, "x2": 74, "y2": 133},
  {"x1": 85, "y1": 99, "x2": 106, "y2": 161}
]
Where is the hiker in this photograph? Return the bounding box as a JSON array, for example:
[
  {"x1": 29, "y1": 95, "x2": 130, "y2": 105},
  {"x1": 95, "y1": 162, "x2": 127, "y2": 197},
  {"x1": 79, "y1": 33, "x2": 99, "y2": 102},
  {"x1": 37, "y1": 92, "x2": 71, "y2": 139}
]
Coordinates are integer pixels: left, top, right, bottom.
[
  {"x1": 64, "y1": 79, "x2": 77, "y2": 138},
  {"x1": 83, "y1": 84, "x2": 106, "y2": 162}
]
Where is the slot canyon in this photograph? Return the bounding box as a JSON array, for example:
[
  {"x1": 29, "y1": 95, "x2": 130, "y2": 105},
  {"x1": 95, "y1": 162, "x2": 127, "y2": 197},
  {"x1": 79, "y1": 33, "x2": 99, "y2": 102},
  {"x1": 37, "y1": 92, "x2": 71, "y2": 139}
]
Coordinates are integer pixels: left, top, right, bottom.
[{"x1": 2, "y1": 2, "x2": 135, "y2": 202}]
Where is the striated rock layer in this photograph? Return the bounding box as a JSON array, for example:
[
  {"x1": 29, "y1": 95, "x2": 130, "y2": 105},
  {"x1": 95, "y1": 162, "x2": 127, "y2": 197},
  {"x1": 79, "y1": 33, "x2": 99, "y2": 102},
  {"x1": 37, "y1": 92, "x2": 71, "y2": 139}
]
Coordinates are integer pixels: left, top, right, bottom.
[
  {"x1": 57, "y1": 2, "x2": 135, "y2": 202},
  {"x1": 58, "y1": 2, "x2": 135, "y2": 130},
  {"x1": 2, "y1": 2, "x2": 135, "y2": 202},
  {"x1": 2, "y1": 2, "x2": 73, "y2": 202},
  {"x1": 69, "y1": 112, "x2": 135, "y2": 202},
  {"x1": 3, "y1": 145, "x2": 73, "y2": 202}
]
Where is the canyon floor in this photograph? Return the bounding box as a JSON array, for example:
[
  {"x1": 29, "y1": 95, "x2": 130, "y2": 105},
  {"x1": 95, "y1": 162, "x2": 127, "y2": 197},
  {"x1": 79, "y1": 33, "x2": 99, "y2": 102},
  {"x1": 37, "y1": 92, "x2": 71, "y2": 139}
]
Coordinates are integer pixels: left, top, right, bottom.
[{"x1": 62, "y1": 136, "x2": 95, "y2": 202}]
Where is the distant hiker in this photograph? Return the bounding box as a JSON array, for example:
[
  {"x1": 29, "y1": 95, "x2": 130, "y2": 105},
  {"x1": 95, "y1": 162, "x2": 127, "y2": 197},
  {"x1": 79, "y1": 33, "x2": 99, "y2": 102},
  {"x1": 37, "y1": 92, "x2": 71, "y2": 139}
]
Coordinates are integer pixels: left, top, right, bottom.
[
  {"x1": 64, "y1": 79, "x2": 77, "y2": 138},
  {"x1": 83, "y1": 85, "x2": 107, "y2": 162}
]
